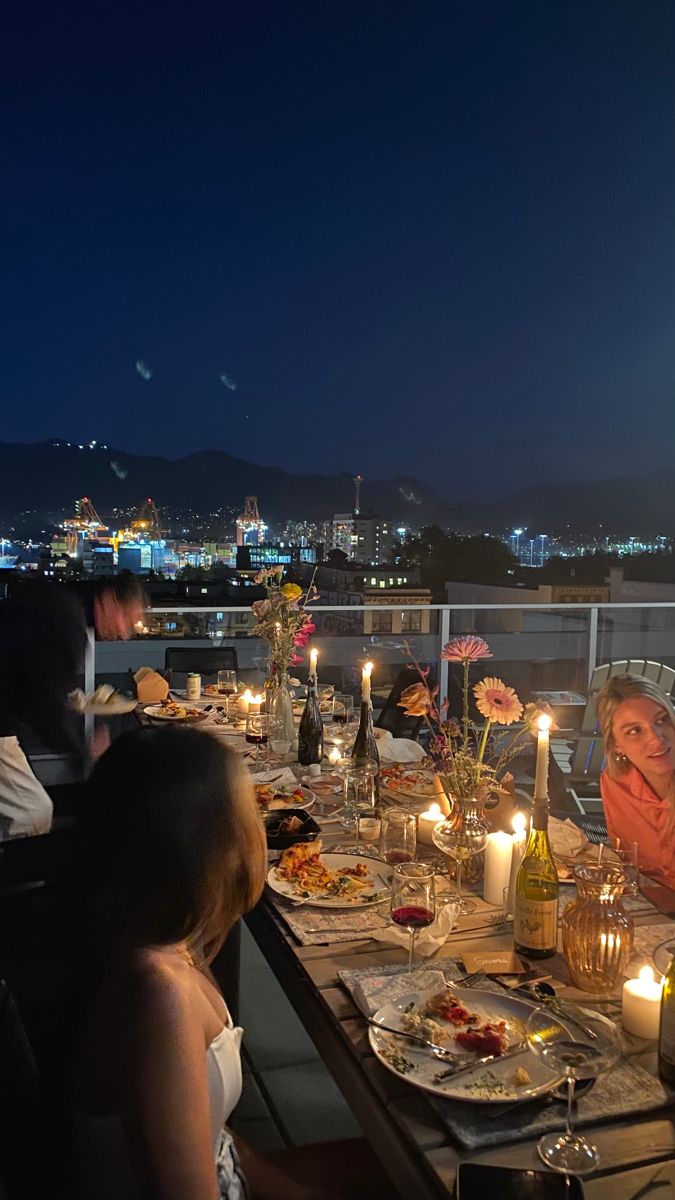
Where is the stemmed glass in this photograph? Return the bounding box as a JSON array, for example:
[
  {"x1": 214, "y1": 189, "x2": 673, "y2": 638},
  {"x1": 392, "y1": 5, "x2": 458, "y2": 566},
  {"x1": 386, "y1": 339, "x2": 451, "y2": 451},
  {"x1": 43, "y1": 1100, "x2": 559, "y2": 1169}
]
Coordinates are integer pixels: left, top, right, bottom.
[
  {"x1": 390, "y1": 862, "x2": 436, "y2": 973},
  {"x1": 217, "y1": 670, "x2": 238, "y2": 719},
  {"x1": 333, "y1": 761, "x2": 377, "y2": 856},
  {"x1": 381, "y1": 810, "x2": 417, "y2": 865},
  {"x1": 610, "y1": 837, "x2": 640, "y2": 896},
  {"x1": 245, "y1": 712, "x2": 269, "y2": 767},
  {"x1": 526, "y1": 1006, "x2": 622, "y2": 1174},
  {"x1": 431, "y1": 797, "x2": 489, "y2": 915}
]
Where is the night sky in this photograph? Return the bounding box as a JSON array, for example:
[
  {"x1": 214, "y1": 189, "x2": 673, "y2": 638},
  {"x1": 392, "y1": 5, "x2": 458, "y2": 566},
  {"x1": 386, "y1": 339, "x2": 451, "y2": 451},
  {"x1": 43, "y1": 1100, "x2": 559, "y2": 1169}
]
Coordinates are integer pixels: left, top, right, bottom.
[{"x1": 2, "y1": 1, "x2": 675, "y2": 499}]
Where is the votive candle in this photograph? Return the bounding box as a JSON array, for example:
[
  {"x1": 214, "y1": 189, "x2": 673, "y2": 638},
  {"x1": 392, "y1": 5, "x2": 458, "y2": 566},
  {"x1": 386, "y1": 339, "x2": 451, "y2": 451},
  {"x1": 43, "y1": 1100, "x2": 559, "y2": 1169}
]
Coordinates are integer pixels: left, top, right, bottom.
[
  {"x1": 417, "y1": 802, "x2": 443, "y2": 846},
  {"x1": 622, "y1": 966, "x2": 663, "y2": 1039}
]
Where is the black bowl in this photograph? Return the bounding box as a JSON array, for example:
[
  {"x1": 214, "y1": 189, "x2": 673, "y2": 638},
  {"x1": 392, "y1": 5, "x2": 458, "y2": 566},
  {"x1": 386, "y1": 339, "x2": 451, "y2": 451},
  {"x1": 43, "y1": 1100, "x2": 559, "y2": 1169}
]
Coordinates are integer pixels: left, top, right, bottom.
[{"x1": 264, "y1": 807, "x2": 320, "y2": 851}]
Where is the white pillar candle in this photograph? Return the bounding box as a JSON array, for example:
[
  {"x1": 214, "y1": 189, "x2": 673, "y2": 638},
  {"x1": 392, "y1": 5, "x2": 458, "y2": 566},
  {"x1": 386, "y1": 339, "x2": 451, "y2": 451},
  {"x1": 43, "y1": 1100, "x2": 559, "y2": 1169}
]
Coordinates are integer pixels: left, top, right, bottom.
[
  {"x1": 506, "y1": 811, "x2": 528, "y2": 915},
  {"x1": 328, "y1": 747, "x2": 341, "y2": 767},
  {"x1": 534, "y1": 713, "x2": 552, "y2": 801},
  {"x1": 622, "y1": 966, "x2": 663, "y2": 1039},
  {"x1": 309, "y1": 648, "x2": 318, "y2": 682},
  {"x1": 248, "y1": 693, "x2": 263, "y2": 715},
  {"x1": 239, "y1": 688, "x2": 254, "y2": 714},
  {"x1": 484, "y1": 831, "x2": 514, "y2": 906},
  {"x1": 362, "y1": 661, "x2": 373, "y2": 704},
  {"x1": 417, "y1": 803, "x2": 443, "y2": 846}
]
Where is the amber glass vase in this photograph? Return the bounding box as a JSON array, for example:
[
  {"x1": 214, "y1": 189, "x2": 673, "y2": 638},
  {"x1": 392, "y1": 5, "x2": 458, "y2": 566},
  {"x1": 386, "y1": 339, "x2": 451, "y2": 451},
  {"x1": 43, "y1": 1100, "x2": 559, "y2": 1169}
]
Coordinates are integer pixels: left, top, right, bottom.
[{"x1": 562, "y1": 865, "x2": 634, "y2": 994}]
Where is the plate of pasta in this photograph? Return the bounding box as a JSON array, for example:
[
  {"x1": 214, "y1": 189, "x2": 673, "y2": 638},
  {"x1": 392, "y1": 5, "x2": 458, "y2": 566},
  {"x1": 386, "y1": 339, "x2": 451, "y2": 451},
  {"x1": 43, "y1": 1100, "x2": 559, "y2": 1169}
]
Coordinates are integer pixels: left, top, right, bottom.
[{"x1": 266, "y1": 841, "x2": 389, "y2": 907}]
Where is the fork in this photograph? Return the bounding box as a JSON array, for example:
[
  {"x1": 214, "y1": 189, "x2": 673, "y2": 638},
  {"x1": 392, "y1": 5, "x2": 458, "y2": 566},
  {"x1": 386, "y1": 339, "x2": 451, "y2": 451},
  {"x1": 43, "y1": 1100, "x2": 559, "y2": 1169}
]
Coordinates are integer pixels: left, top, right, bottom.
[
  {"x1": 453, "y1": 970, "x2": 485, "y2": 989},
  {"x1": 365, "y1": 1017, "x2": 460, "y2": 1061}
]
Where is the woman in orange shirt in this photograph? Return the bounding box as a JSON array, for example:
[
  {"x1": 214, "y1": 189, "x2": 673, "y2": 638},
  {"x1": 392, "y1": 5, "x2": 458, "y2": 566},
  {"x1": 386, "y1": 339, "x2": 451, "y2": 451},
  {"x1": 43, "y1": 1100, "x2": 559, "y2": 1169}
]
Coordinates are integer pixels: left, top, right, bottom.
[{"x1": 597, "y1": 674, "x2": 675, "y2": 889}]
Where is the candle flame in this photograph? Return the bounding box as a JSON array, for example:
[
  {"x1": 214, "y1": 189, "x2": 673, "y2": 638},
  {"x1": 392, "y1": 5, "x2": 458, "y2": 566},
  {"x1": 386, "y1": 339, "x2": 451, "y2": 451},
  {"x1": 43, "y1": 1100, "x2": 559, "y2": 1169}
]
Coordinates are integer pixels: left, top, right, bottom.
[
  {"x1": 426, "y1": 803, "x2": 442, "y2": 819},
  {"x1": 537, "y1": 713, "x2": 552, "y2": 732},
  {"x1": 512, "y1": 811, "x2": 527, "y2": 835},
  {"x1": 638, "y1": 965, "x2": 655, "y2": 985},
  {"x1": 242, "y1": 689, "x2": 254, "y2": 703},
  {"x1": 328, "y1": 747, "x2": 341, "y2": 765},
  {"x1": 363, "y1": 661, "x2": 373, "y2": 677}
]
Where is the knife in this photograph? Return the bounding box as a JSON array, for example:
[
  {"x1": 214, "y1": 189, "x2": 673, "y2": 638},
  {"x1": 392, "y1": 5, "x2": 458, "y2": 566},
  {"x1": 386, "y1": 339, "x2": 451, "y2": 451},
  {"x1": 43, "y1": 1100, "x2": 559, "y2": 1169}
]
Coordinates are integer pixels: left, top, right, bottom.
[{"x1": 434, "y1": 1042, "x2": 528, "y2": 1082}]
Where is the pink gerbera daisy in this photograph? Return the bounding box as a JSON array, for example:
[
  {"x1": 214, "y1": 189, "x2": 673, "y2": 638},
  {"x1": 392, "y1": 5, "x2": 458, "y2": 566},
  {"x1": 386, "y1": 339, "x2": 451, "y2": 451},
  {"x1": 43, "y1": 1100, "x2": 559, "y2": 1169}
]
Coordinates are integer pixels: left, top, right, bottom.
[
  {"x1": 473, "y1": 677, "x2": 523, "y2": 725},
  {"x1": 441, "y1": 636, "x2": 493, "y2": 663}
]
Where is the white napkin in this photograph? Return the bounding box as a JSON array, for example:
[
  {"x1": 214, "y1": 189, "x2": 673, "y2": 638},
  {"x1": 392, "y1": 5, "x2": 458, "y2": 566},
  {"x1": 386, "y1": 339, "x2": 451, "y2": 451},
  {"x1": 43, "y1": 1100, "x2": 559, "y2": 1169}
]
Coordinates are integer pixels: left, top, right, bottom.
[
  {"x1": 548, "y1": 816, "x2": 589, "y2": 859},
  {"x1": 250, "y1": 767, "x2": 299, "y2": 788},
  {"x1": 369, "y1": 900, "x2": 460, "y2": 956},
  {"x1": 352, "y1": 968, "x2": 447, "y2": 1016},
  {"x1": 377, "y1": 737, "x2": 426, "y2": 764}
]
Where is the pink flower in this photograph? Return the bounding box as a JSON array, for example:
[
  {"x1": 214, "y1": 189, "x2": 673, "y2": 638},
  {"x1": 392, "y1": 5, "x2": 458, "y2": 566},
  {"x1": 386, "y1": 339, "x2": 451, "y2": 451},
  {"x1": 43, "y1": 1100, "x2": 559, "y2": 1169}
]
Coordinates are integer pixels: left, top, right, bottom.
[
  {"x1": 441, "y1": 636, "x2": 493, "y2": 663},
  {"x1": 251, "y1": 599, "x2": 271, "y2": 619},
  {"x1": 290, "y1": 652, "x2": 304, "y2": 666}
]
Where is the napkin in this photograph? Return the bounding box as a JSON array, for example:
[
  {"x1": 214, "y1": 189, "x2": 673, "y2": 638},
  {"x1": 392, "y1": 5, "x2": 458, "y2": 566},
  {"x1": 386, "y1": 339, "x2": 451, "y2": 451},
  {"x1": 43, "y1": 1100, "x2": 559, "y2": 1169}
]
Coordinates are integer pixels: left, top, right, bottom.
[
  {"x1": 548, "y1": 816, "x2": 589, "y2": 859},
  {"x1": 350, "y1": 967, "x2": 448, "y2": 1016},
  {"x1": 377, "y1": 737, "x2": 426, "y2": 764},
  {"x1": 250, "y1": 767, "x2": 299, "y2": 788},
  {"x1": 369, "y1": 900, "x2": 460, "y2": 956}
]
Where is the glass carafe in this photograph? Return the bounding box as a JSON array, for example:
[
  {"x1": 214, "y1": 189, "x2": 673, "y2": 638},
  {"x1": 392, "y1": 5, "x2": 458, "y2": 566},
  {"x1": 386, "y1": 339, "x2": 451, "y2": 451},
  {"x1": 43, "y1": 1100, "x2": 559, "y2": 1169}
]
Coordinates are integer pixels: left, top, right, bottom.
[
  {"x1": 562, "y1": 865, "x2": 634, "y2": 994},
  {"x1": 267, "y1": 669, "x2": 295, "y2": 748}
]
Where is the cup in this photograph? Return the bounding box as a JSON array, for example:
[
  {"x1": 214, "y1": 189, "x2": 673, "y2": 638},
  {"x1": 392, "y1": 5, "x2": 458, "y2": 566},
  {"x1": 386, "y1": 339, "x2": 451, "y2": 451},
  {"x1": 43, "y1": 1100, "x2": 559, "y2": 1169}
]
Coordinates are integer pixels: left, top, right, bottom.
[
  {"x1": 268, "y1": 716, "x2": 292, "y2": 759},
  {"x1": 381, "y1": 810, "x2": 417, "y2": 865}
]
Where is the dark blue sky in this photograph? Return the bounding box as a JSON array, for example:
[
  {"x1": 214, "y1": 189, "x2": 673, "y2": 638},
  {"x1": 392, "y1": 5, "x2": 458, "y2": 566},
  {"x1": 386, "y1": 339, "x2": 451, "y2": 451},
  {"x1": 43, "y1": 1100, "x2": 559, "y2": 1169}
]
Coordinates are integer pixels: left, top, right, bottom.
[{"x1": 2, "y1": 1, "x2": 675, "y2": 499}]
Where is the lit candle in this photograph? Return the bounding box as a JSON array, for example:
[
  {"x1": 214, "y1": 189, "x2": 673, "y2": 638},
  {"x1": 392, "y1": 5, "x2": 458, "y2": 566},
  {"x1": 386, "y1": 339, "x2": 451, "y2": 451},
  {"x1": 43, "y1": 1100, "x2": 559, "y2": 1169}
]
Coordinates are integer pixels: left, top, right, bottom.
[
  {"x1": 328, "y1": 747, "x2": 341, "y2": 767},
  {"x1": 484, "y1": 831, "x2": 514, "y2": 906},
  {"x1": 362, "y1": 661, "x2": 373, "y2": 705},
  {"x1": 417, "y1": 802, "x2": 443, "y2": 846},
  {"x1": 506, "y1": 811, "x2": 528, "y2": 915},
  {"x1": 309, "y1": 648, "x2": 318, "y2": 682},
  {"x1": 534, "y1": 713, "x2": 552, "y2": 800},
  {"x1": 622, "y1": 966, "x2": 664, "y2": 1039},
  {"x1": 238, "y1": 688, "x2": 254, "y2": 714},
  {"x1": 248, "y1": 692, "x2": 264, "y2": 715}
]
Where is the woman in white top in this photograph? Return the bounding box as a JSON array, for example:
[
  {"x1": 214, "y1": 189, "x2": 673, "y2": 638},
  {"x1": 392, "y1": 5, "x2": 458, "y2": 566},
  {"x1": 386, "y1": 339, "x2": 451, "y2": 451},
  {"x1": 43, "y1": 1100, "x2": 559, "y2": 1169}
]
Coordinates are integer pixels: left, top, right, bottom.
[{"x1": 72, "y1": 726, "x2": 355, "y2": 1200}]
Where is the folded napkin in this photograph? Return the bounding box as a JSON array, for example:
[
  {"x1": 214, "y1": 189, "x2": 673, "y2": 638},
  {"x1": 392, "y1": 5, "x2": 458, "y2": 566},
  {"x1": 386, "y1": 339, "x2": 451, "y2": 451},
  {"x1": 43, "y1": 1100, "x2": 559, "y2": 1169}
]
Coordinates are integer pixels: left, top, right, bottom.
[
  {"x1": 349, "y1": 967, "x2": 448, "y2": 1016},
  {"x1": 377, "y1": 737, "x2": 426, "y2": 764},
  {"x1": 548, "y1": 816, "x2": 589, "y2": 859},
  {"x1": 369, "y1": 900, "x2": 460, "y2": 956},
  {"x1": 250, "y1": 767, "x2": 299, "y2": 788}
]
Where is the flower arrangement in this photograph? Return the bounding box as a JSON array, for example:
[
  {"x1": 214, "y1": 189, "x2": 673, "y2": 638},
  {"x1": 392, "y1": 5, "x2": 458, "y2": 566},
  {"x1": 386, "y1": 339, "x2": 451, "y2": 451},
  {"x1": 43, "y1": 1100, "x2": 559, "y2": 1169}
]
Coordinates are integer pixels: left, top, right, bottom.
[
  {"x1": 250, "y1": 567, "x2": 317, "y2": 674},
  {"x1": 398, "y1": 635, "x2": 551, "y2": 802}
]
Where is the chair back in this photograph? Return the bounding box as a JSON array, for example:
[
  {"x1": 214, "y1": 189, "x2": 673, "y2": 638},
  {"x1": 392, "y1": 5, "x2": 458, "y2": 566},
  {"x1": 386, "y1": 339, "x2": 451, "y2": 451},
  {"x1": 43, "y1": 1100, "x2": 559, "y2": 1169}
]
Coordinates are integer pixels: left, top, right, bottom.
[
  {"x1": 569, "y1": 659, "x2": 675, "y2": 784},
  {"x1": 375, "y1": 665, "x2": 430, "y2": 741},
  {"x1": 164, "y1": 646, "x2": 238, "y2": 680}
]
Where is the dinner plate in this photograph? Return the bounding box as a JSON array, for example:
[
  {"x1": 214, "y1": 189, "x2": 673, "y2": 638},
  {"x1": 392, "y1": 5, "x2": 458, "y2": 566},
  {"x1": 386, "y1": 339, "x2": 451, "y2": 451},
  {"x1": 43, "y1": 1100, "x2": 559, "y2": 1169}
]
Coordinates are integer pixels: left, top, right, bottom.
[
  {"x1": 266, "y1": 852, "x2": 389, "y2": 908},
  {"x1": 143, "y1": 705, "x2": 209, "y2": 723},
  {"x1": 653, "y1": 937, "x2": 675, "y2": 976},
  {"x1": 69, "y1": 689, "x2": 138, "y2": 715},
  {"x1": 255, "y1": 784, "x2": 316, "y2": 812},
  {"x1": 369, "y1": 985, "x2": 565, "y2": 1104}
]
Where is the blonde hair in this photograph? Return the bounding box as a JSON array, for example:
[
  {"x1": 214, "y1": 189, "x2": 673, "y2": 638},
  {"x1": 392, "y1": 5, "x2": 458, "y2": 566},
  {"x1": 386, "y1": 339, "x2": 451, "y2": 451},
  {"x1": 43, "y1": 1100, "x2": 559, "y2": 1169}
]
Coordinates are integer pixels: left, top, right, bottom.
[{"x1": 596, "y1": 674, "x2": 675, "y2": 830}]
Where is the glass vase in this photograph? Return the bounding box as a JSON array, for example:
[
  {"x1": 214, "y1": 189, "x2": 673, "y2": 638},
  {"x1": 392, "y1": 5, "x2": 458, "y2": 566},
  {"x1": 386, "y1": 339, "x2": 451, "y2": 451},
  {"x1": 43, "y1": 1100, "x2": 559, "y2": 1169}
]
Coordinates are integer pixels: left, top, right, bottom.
[
  {"x1": 267, "y1": 670, "x2": 295, "y2": 747},
  {"x1": 432, "y1": 792, "x2": 489, "y2": 914},
  {"x1": 562, "y1": 865, "x2": 634, "y2": 994}
]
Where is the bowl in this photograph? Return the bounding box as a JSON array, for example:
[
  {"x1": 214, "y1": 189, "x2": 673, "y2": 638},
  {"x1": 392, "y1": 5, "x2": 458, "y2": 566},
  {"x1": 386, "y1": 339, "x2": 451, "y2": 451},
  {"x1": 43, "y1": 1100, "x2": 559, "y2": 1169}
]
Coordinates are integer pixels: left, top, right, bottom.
[{"x1": 264, "y1": 808, "x2": 320, "y2": 851}]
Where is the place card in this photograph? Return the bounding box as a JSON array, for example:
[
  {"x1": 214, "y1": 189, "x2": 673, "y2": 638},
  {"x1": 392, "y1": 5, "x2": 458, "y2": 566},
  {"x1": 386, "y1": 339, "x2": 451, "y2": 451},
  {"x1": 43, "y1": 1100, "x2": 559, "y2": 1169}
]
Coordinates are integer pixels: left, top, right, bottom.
[{"x1": 462, "y1": 949, "x2": 526, "y2": 975}]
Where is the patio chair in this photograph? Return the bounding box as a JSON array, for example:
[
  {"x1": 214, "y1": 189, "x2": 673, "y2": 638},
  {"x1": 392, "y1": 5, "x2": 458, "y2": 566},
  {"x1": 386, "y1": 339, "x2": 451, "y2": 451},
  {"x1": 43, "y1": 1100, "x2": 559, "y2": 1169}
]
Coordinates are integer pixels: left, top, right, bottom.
[
  {"x1": 164, "y1": 645, "x2": 238, "y2": 680},
  {"x1": 375, "y1": 665, "x2": 433, "y2": 741},
  {"x1": 549, "y1": 659, "x2": 675, "y2": 815}
]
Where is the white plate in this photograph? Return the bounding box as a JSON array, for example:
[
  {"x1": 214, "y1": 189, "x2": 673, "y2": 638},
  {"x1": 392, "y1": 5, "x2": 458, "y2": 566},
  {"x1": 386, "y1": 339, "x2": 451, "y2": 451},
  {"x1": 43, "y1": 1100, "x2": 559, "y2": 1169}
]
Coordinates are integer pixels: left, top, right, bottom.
[
  {"x1": 69, "y1": 689, "x2": 138, "y2": 716},
  {"x1": 369, "y1": 985, "x2": 565, "y2": 1104},
  {"x1": 143, "y1": 705, "x2": 208, "y2": 723},
  {"x1": 267, "y1": 852, "x2": 388, "y2": 908},
  {"x1": 255, "y1": 784, "x2": 315, "y2": 812}
]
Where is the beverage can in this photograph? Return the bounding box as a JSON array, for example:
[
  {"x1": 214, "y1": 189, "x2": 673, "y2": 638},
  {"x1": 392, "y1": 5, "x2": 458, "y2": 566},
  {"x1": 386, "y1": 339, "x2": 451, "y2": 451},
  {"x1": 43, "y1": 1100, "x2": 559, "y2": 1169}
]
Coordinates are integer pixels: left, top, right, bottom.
[{"x1": 186, "y1": 672, "x2": 202, "y2": 699}]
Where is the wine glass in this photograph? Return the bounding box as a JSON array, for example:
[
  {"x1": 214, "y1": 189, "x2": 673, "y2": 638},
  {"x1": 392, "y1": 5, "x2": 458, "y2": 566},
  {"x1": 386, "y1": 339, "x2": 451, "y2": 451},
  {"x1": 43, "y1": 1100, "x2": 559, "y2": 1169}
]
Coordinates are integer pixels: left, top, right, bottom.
[
  {"x1": 332, "y1": 693, "x2": 354, "y2": 728},
  {"x1": 333, "y1": 761, "x2": 376, "y2": 855},
  {"x1": 381, "y1": 810, "x2": 417, "y2": 865},
  {"x1": 390, "y1": 862, "x2": 436, "y2": 973},
  {"x1": 431, "y1": 797, "x2": 489, "y2": 915},
  {"x1": 610, "y1": 837, "x2": 639, "y2": 896},
  {"x1": 526, "y1": 1005, "x2": 622, "y2": 1174},
  {"x1": 268, "y1": 716, "x2": 292, "y2": 761},
  {"x1": 217, "y1": 670, "x2": 238, "y2": 718},
  {"x1": 245, "y1": 712, "x2": 269, "y2": 767}
]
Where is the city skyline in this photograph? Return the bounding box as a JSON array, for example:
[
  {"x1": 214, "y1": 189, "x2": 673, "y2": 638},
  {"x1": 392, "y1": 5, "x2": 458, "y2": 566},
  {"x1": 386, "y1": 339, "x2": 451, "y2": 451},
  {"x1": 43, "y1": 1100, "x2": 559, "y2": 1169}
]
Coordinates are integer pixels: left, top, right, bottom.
[{"x1": 3, "y1": 3, "x2": 675, "y2": 497}]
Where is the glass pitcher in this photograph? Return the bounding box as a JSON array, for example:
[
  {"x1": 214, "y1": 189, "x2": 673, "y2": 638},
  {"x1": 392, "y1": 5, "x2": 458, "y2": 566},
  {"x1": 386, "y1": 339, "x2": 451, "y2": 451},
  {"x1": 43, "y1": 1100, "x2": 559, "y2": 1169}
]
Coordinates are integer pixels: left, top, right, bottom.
[{"x1": 562, "y1": 864, "x2": 634, "y2": 994}]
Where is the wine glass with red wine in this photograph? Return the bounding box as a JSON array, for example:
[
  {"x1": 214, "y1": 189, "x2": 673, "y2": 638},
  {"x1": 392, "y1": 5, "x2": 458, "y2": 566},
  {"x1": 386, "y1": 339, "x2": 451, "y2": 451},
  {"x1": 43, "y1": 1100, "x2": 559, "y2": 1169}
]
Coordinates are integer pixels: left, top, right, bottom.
[
  {"x1": 245, "y1": 712, "x2": 269, "y2": 767},
  {"x1": 390, "y1": 862, "x2": 436, "y2": 973},
  {"x1": 381, "y1": 810, "x2": 417, "y2": 865}
]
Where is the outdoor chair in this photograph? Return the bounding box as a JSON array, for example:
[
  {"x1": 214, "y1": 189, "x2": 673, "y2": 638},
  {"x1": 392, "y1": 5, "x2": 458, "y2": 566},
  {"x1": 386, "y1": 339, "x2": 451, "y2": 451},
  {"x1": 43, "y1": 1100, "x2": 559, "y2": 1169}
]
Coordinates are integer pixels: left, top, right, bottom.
[
  {"x1": 375, "y1": 665, "x2": 433, "y2": 741},
  {"x1": 164, "y1": 645, "x2": 238, "y2": 680},
  {"x1": 549, "y1": 658, "x2": 675, "y2": 816}
]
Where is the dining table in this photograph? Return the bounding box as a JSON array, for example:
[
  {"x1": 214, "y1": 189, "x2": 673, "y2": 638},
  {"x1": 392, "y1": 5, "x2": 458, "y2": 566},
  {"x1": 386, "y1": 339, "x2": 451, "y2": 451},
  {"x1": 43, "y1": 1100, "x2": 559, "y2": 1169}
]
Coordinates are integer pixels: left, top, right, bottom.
[{"x1": 245, "y1": 770, "x2": 675, "y2": 1200}]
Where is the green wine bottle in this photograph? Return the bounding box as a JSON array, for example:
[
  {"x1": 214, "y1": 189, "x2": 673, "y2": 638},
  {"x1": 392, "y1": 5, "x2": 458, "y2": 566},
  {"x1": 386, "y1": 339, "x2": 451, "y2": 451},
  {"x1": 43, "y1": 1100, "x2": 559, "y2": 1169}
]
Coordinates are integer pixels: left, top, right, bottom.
[
  {"x1": 514, "y1": 795, "x2": 559, "y2": 959},
  {"x1": 658, "y1": 954, "x2": 675, "y2": 1084}
]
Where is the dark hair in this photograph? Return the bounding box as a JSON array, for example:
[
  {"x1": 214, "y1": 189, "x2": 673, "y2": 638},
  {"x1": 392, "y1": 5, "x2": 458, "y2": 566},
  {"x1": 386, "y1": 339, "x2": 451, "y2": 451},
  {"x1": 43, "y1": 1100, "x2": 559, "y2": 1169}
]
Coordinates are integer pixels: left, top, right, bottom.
[{"x1": 80, "y1": 726, "x2": 266, "y2": 961}]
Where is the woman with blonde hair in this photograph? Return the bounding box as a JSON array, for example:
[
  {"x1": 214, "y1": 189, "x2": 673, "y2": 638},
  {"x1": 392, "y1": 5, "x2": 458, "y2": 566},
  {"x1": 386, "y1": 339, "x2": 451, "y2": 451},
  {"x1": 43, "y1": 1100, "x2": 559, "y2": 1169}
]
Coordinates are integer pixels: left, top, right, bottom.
[{"x1": 597, "y1": 674, "x2": 675, "y2": 889}]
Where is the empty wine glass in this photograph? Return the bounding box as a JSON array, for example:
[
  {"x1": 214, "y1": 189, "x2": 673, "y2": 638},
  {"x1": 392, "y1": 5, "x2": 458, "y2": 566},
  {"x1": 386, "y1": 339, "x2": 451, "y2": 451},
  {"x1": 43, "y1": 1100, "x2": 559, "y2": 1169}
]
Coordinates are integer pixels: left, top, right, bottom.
[
  {"x1": 526, "y1": 1005, "x2": 622, "y2": 1174},
  {"x1": 333, "y1": 761, "x2": 377, "y2": 855},
  {"x1": 332, "y1": 693, "x2": 354, "y2": 728},
  {"x1": 431, "y1": 796, "x2": 489, "y2": 915},
  {"x1": 610, "y1": 837, "x2": 639, "y2": 896},
  {"x1": 268, "y1": 716, "x2": 292, "y2": 760},
  {"x1": 390, "y1": 862, "x2": 436, "y2": 973},
  {"x1": 245, "y1": 712, "x2": 269, "y2": 767}
]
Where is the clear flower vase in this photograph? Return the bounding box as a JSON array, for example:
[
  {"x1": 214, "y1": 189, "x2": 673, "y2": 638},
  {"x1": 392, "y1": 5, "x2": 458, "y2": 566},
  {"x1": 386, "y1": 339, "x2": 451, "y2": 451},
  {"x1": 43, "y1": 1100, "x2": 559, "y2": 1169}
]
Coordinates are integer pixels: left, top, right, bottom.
[{"x1": 268, "y1": 670, "x2": 295, "y2": 747}]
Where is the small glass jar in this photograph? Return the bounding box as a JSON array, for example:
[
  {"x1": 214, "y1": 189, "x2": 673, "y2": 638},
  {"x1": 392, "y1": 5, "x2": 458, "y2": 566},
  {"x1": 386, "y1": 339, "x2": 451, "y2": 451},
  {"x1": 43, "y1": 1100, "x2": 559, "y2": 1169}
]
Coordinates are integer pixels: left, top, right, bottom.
[{"x1": 562, "y1": 864, "x2": 634, "y2": 994}]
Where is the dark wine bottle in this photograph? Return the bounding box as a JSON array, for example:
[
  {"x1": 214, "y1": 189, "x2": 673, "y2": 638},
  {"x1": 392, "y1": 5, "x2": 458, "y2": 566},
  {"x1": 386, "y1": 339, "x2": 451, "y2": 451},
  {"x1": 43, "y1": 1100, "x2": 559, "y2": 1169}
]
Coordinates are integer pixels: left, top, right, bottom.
[
  {"x1": 298, "y1": 675, "x2": 324, "y2": 766},
  {"x1": 659, "y1": 954, "x2": 675, "y2": 1084},
  {"x1": 351, "y1": 700, "x2": 380, "y2": 806}
]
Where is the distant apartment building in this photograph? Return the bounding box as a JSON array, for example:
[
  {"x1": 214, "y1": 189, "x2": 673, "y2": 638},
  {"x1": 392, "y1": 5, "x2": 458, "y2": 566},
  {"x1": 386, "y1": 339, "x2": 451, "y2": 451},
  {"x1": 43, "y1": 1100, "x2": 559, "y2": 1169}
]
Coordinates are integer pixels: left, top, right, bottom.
[
  {"x1": 330, "y1": 513, "x2": 396, "y2": 564},
  {"x1": 313, "y1": 563, "x2": 432, "y2": 635}
]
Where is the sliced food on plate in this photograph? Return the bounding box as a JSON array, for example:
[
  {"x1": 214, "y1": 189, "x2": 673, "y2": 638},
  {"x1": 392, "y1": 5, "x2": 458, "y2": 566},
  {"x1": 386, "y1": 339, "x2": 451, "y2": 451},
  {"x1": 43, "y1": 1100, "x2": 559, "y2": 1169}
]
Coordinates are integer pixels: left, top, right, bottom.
[
  {"x1": 380, "y1": 765, "x2": 436, "y2": 797},
  {"x1": 254, "y1": 783, "x2": 313, "y2": 811},
  {"x1": 144, "y1": 700, "x2": 207, "y2": 722}
]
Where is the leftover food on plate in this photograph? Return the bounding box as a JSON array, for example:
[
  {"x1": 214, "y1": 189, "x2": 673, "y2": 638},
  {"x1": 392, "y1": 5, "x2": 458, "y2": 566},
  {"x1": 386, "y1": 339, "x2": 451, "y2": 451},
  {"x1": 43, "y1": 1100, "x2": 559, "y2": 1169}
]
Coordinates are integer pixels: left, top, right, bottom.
[
  {"x1": 276, "y1": 814, "x2": 304, "y2": 835},
  {"x1": 380, "y1": 765, "x2": 436, "y2": 796},
  {"x1": 255, "y1": 783, "x2": 308, "y2": 811},
  {"x1": 147, "y1": 700, "x2": 205, "y2": 720},
  {"x1": 275, "y1": 841, "x2": 373, "y2": 899},
  {"x1": 424, "y1": 989, "x2": 480, "y2": 1026}
]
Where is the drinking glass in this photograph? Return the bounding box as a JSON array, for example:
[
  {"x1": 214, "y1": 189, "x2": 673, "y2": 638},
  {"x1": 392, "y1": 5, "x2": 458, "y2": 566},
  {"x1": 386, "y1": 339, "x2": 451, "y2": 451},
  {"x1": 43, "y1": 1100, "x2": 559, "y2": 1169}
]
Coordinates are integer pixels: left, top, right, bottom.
[
  {"x1": 381, "y1": 810, "x2": 417, "y2": 866},
  {"x1": 431, "y1": 797, "x2": 489, "y2": 915},
  {"x1": 245, "y1": 712, "x2": 269, "y2": 767},
  {"x1": 526, "y1": 1006, "x2": 622, "y2": 1174},
  {"x1": 390, "y1": 862, "x2": 436, "y2": 972},
  {"x1": 332, "y1": 693, "x2": 354, "y2": 728},
  {"x1": 334, "y1": 761, "x2": 377, "y2": 855},
  {"x1": 268, "y1": 716, "x2": 292, "y2": 760},
  {"x1": 217, "y1": 670, "x2": 238, "y2": 718},
  {"x1": 610, "y1": 837, "x2": 639, "y2": 896}
]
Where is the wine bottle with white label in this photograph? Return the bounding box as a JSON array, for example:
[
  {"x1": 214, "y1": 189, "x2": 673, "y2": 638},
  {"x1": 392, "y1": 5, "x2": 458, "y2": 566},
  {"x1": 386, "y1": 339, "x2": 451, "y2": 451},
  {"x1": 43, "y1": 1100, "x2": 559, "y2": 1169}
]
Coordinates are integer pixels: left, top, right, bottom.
[
  {"x1": 659, "y1": 954, "x2": 675, "y2": 1083},
  {"x1": 514, "y1": 794, "x2": 559, "y2": 959}
]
